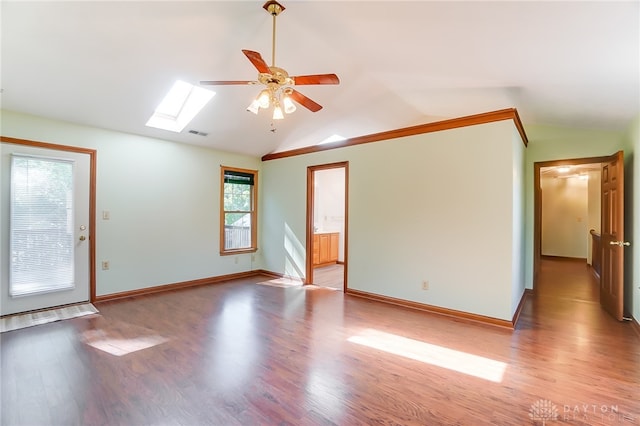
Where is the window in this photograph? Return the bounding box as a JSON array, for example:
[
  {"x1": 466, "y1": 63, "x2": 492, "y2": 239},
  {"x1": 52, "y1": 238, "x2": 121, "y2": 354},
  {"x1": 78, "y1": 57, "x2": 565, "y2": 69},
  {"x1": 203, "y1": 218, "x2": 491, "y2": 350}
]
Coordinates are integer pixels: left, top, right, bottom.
[
  {"x1": 10, "y1": 154, "x2": 75, "y2": 296},
  {"x1": 220, "y1": 166, "x2": 257, "y2": 254}
]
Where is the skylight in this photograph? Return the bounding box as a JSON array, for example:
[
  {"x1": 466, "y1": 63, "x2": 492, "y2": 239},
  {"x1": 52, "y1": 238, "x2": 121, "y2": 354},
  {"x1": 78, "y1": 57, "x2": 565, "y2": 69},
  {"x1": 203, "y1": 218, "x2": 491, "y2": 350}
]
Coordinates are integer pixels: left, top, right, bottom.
[{"x1": 146, "y1": 80, "x2": 215, "y2": 133}]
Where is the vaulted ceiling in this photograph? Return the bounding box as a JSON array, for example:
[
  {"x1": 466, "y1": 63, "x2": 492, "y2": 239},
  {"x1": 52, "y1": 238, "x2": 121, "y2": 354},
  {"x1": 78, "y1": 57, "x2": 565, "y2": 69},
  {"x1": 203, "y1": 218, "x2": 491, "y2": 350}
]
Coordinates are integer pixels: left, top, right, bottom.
[{"x1": 2, "y1": 1, "x2": 638, "y2": 157}]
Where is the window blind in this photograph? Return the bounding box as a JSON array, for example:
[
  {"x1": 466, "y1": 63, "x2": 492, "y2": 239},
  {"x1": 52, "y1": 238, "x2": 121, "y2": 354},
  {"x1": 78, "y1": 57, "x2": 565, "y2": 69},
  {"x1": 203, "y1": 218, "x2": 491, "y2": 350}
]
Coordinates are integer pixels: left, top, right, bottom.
[
  {"x1": 10, "y1": 154, "x2": 75, "y2": 296},
  {"x1": 224, "y1": 170, "x2": 254, "y2": 186}
]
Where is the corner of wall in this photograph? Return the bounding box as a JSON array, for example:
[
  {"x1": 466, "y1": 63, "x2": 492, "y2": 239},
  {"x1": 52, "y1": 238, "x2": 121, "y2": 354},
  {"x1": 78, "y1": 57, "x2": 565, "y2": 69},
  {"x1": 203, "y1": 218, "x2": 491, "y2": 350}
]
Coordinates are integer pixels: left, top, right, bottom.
[
  {"x1": 628, "y1": 115, "x2": 640, "y2": 322},
  {"x1": 511, "y1": 126, "x2": 526, "y2": 316}
]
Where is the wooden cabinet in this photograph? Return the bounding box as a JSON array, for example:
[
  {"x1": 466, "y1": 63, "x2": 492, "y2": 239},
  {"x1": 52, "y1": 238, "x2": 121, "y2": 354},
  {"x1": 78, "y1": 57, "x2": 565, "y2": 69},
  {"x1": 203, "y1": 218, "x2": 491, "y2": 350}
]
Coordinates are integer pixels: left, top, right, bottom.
[
  {"x1": 312, "y1": 234, "x2": 320, "y2": 265},
  {"x1": 329, "y1": 233, "x2": 339, "y2": 263},
  {"x1": 313, "y1": 232, "x2": 339, "y2": 267}
]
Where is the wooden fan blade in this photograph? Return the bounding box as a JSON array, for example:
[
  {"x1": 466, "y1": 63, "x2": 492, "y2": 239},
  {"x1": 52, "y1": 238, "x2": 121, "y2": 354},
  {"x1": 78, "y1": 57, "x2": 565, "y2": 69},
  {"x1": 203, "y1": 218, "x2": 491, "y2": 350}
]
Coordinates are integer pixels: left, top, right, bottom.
[
  {"x1": 291, "y1": 74, "x2": 340, "y2": 85},
  {"x1": 288, "y1": 89, "x2": 323, "y2": 112},
  {"x1": 200, "y1": 80, "x2": 256, "y2": 86},
  {"x1": 242, "y1": 49, "x2": 271, "y2": 74}
]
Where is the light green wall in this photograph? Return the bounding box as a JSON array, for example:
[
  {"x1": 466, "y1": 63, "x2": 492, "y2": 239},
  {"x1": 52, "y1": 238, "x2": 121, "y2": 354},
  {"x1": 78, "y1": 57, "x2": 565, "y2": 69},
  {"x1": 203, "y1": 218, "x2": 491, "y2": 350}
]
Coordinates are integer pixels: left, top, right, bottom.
[
  {"x1": 3, "y1": 108, "x2": 635, "y2": 321},
  {"x1": 262, "y1": 120, "x2": 525, "y2": 321},
  {"x1": 1, "y1": 110, "x2": 262, "y2": 296},
  {"x1": 523, "y1": 124, "x2": 627, "y2": 288},
  {"x1": 511, "y1": 127, "x2": 526, "y2": 315},
  {"x1": 626, "y1": 114, "x2": 640, "y2": 321}
]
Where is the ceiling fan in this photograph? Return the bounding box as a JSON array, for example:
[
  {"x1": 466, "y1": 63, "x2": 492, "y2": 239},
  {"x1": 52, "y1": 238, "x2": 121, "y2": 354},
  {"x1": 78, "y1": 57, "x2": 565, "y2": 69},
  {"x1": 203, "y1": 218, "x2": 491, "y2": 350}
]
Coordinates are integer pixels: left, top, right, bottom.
[{"x1": 200, "y1": 0, "x2": 340, "y2": 120}]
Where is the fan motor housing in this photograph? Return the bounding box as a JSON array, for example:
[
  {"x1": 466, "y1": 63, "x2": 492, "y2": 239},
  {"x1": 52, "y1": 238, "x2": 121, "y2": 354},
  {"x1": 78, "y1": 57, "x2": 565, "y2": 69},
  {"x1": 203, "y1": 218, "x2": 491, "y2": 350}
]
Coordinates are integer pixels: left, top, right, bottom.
[{"x1": 259, "y1": 67, "x2": 293, "y2": 86}]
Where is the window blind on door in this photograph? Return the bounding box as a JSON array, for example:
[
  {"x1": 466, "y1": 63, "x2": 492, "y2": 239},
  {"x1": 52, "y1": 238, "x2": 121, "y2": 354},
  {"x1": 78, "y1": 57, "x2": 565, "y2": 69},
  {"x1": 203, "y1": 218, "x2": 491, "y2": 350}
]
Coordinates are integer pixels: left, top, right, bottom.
[{"x1": 10, "y1": 154, "x2": 76, "y2": 296}]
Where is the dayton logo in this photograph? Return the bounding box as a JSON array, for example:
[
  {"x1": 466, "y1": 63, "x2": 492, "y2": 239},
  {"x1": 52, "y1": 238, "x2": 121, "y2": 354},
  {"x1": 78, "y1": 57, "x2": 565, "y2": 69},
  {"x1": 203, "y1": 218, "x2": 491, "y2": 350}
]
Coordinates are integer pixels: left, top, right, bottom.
[{"x1": 529, "y1": 399, "x2": 559, "y2": 425}]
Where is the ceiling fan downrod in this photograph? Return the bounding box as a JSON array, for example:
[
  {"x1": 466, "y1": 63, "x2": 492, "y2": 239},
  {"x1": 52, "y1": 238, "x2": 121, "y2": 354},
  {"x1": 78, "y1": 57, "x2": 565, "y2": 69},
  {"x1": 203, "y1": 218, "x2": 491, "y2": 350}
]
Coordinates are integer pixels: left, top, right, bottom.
[{"x1": 263, "y1": 0, "x2": 285, "y2": 67}]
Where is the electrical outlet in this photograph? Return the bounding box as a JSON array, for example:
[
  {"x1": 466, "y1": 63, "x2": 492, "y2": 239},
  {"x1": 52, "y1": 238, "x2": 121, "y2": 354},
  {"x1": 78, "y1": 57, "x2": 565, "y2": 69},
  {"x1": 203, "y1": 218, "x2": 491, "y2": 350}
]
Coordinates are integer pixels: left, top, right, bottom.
[
  {"x1": 101, "y1": 261, "x2": 110, "y2": 270},
  {"x1": 422, "y1": 281, "x2": 429, "y2": 290}
]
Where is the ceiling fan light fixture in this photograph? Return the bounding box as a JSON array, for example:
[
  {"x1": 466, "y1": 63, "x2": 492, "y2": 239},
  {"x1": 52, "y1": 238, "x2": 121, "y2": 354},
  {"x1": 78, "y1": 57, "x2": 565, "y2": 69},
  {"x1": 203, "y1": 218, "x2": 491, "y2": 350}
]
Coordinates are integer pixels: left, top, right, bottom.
[
  {"x1": 257, "y1": 89, "x2": 271, "y2": 109},
  {"x1": 200, "y1": 0, "x2": 339, "y2": 123},
  {"x1": 247, "y1": 99, "x2": 260, "y2": 114},
  {"x1": 282, "y1": 92, "x2": 296, "y2": 114},
  {"x1": 272, "y1": 103, "x2": 284, "y2": 120}
]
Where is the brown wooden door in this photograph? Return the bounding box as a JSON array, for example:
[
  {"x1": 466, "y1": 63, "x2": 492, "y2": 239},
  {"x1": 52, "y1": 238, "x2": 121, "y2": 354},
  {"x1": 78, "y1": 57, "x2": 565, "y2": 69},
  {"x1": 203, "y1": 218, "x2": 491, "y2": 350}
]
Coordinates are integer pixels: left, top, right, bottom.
[{"x1": 600, "y1": 151, "x2": 626, "y2": 321}]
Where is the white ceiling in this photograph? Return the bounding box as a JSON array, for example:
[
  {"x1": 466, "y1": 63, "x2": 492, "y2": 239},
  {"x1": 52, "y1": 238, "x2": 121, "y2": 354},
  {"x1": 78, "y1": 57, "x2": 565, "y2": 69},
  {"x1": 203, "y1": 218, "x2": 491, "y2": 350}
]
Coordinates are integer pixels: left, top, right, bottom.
[{"x1": 2, "y1": 1, "x2": 639, "y2": 157}]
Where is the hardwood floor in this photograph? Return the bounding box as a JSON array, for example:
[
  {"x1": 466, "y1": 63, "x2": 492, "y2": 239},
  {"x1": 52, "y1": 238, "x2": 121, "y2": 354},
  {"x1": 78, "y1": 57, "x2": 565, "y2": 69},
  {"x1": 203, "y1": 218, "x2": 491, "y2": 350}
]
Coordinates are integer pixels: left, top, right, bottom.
[
  {"x1": 312, "y1": 264, "x2": 344, "y2": 291},
  {"x1": 1, "y1": 258, "x2": 639, "y2": 425}
]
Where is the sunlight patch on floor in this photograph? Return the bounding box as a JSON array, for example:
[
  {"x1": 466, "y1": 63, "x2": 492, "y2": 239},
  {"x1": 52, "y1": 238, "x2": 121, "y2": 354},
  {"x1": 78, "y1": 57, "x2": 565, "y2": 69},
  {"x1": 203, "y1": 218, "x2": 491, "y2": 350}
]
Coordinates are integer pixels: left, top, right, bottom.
[
  {"x1": 304, "y1": 284, "x2": 338, "y2": 291},
  {"x1": 256, "y1": 278, "x2": 303, "y2": 288},
  {"x1": 82, "y1": 333, "x2": 168, "y2": 356},
  {"x1": 347, "y1": 328, "x2": 507, "y2": 383},
  {"x1": 80, "y1": 317, "x2": 168, "y2": 356}
]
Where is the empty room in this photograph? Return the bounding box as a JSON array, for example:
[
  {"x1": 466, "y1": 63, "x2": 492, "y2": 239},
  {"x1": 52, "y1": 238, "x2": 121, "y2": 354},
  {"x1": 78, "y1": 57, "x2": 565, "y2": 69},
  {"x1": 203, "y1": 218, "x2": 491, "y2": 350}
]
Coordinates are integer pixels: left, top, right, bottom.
[{"x1": 1, "y1": 1, "x2": 639, "y2": 425}]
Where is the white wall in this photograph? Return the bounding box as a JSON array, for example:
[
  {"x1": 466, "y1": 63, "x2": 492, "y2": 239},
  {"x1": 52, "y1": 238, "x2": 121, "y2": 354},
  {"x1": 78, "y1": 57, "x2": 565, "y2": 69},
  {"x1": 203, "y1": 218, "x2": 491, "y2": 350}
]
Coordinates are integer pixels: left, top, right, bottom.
[
  {"x1": 1, "y1": 110, "x2": 262, "y2": 297},
  {"x1": 262, "y1": 120, "x2": 525, "y2": 321},
  {"x1": 524, "y1": 124, "x2": 627, "y2": 288},
  {"x1": 541, "y1": 175, "x2": 588, "y2": 258}
]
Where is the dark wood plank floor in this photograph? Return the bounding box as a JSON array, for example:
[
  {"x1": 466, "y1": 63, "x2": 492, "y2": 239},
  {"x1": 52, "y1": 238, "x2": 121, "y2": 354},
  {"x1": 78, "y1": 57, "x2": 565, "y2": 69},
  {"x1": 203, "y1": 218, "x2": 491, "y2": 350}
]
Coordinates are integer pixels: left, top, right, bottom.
[{"x1": 2, "y1": 258, "x2": 639, "y2": 425}]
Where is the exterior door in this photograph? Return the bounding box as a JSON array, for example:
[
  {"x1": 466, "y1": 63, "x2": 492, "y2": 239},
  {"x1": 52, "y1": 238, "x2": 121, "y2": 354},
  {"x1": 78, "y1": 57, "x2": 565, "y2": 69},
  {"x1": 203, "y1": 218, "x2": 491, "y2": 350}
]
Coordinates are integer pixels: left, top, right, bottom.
[
  {"x1": 1, "y1": 142, "x2": 91, "y2": 315},
  {"x1": 600, "y1": 151, "x2": 626, "y2": 321}
]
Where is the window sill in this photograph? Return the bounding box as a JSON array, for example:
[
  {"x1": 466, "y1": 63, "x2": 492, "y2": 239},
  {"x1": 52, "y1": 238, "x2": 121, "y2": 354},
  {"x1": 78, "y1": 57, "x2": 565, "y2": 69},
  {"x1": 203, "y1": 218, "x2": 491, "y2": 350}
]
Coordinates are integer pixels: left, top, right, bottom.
[{"x1": 220, "y1": 248, "x2": 257, "y2": 256}]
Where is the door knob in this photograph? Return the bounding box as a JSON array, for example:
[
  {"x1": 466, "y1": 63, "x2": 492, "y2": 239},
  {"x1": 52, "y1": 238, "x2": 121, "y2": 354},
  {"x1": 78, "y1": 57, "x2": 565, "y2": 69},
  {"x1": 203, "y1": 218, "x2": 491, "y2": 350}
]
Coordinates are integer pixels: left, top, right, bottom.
[
  {"x1": 609, "y1": 241, "x2": 630, "y2": 247},
  {"x1": 79, "y1": 235, "x2": 86, "y2": 241}
]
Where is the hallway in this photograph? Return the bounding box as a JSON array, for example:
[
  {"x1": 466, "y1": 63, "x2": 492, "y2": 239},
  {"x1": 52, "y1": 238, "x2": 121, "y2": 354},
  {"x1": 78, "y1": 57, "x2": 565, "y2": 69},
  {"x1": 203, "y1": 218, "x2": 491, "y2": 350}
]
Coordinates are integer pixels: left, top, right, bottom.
[{"x1": 524, "y1": 257, "x2": 620, "y2": 329}]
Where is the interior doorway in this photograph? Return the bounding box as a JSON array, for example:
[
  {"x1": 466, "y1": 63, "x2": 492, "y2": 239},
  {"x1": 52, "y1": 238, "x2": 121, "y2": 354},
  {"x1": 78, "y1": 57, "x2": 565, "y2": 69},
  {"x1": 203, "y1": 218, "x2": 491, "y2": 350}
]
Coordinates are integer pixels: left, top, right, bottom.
[
  {"x1": 539, "y1": 162, "x2": 601, "y2": 268},
  {"x1": 306, "y1": 162, "x2": 348, "y2": 291},
  {"x1": 534, "y1": 152, "x2": 627, "y2": 321},
  {"x1": 534, "y1": 156, "x2": 608, "y2": 286}
]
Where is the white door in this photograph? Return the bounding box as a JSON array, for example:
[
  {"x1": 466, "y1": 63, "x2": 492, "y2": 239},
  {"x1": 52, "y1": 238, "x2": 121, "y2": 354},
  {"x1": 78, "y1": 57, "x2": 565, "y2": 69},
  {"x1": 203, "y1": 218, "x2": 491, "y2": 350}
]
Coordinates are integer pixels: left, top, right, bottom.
[{"x1": 1, "y1": 143, "x2": 91, "y2": 315}]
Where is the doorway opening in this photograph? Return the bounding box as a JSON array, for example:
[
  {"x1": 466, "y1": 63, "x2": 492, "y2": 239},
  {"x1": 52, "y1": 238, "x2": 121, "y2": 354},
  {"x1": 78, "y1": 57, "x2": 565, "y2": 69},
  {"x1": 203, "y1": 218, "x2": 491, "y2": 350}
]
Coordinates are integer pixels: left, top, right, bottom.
[
  {"x1": 534, "y1": 155, "x2": 610, "y2": 288},
  {"x1": 306, "y1": 162, "x2": 348, "y2": 291},
  {"x1": 539, "y1": 162, "x2": 602, "y2": 274},
  {"x1": 533, "y1": 152, "x2": 626, "y2": 321},
  {"x1": 1, "y1": 137, "x2": 97, "y2": 316}
]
